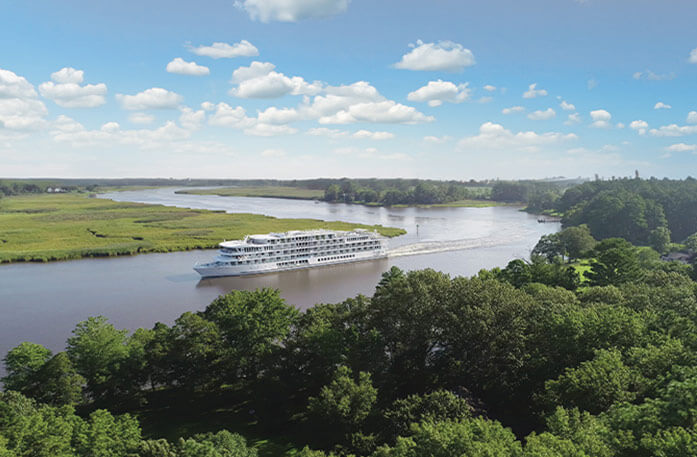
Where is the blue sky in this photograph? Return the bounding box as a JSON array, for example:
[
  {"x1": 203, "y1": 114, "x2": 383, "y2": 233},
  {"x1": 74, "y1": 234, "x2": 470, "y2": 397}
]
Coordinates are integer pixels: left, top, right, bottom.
[{"x1": 1, "y1": 0, "x2": 696, "y2": 179}]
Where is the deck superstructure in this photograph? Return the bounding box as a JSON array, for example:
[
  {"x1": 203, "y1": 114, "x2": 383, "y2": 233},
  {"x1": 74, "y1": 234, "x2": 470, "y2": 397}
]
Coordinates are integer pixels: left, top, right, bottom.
[{"x1": 194, "y1": 229, "x2": 387, "y2": 277}]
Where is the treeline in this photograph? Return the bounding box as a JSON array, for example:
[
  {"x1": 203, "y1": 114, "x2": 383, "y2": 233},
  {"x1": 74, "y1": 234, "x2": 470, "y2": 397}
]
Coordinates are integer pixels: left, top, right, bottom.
[
  {"x1": 534, "y1": 177, "x2": 697, "y2": 246},
  {"x1": 3, "y1": 235, "x2": 697, "y2": 456},
  {"x1": 323, "y1": 179, "x2": 489, "y2": 205},
  {"x1": 0, "y1": 180, "x2": 82, "y2": 197}
]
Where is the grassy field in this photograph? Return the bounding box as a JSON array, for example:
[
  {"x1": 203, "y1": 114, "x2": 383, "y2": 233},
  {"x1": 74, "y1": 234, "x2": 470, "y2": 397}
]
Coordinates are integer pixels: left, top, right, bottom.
[
  {"x1": 175, "y1": 186, "x2": 324, "y2": 200},
  {"x1": 0, "y1": 193, "x2": 405, "y2": 263}
]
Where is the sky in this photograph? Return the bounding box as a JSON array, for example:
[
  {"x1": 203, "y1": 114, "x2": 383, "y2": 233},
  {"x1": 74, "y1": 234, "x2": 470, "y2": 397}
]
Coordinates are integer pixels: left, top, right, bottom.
[{"x1": 1, "y1": 0, "x2": 697, "y2": 180}]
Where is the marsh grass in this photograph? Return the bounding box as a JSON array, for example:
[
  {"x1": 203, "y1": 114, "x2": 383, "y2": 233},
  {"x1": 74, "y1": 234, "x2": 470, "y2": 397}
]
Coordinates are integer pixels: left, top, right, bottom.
[
  {"x1": 0, "y1": 193, "x2": 404, "y2": 263},
  {"x1": 175, "y1": 186, "x2": 323, "y2": 200}
]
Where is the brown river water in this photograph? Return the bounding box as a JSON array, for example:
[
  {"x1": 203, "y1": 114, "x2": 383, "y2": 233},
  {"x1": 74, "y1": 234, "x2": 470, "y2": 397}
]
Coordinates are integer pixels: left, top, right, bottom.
[{"x1": 0, "y1": 188, "x2": 560, "y2": 364}]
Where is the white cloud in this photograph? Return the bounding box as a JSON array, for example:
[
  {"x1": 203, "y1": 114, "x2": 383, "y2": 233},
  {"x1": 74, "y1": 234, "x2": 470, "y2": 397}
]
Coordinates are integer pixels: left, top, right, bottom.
[
  {"x1": 527, "y1": 108, "x2": 556, "y2": 120},
  {"x1": 51, "y1": 120, "x2": 192, "y2": 149},
  {"x1": 423, "y1": 135, "x2": 451, "y2": 144},
  {"x1": 352, "y1": 129, "x2": 394, "y2": 140},
  {"x1": 261, "y1": 148, "x2": 287, "y2": 157},
  {"x1": 244, "y1": 123, "x2": 298, "y2": 136},
  {"x1": 633, "y1": 70, "x2": 675, "y2": 81},
  {"x1": 483, "y1": 85, "x2": 496, "y2": 92},
  {"x1": 523, "y1": 83, "x2": 547, "y2": 99},
  {"x1": 230, "y1": 61, "x2": 322, "y2": 98},
  {"x1": 666, "y1": 143, "x2": 697, "y2": 153},
  {"x1": 654, "y1": 102, "x2": 672, "y2": 110},
  {"x1": 128, "y1": 112, "x2": 155, "y2": 124},
  {"x1": 38, "y1": 67, "x2": 107, "y2": 108},
  {"x1": 560, "y1": 100, "x2": 575, "y2": 111},
  {"x1": 257, "y1": 106, "x2": 302, "y2": 124},
  {"x1": 306, "y1": 127, "x2": 348, "y2": 139},
  {"x1": 689, "y1": 47, "x2": 697, "y2": 64},
  {"x1": 207, "y1": 103, "x2": 255, "y2": 129},
  {"x1": 649, "y1": 124, "x2": 697, "y2": 137},
  {"x1": 0, "y1": 68, "x2": 48, "y2": 130},
  {"x1": 502, "y1": 106, "x2": 524, "y2": 115},
  {"x1": 688, "y1": 111, "x2": 697, "y2": 124},
  {"x1": 394, "y1": 40, "x2": 475, "y2": 72},
  {"x1": 116, "y1": 88, "x2": 183, "y2": 110},
  {"x1": 587, "y1": 78, "x2": 598, "y2": 90},
  {"x1": 236, "y1": 0, "x2": 349, "y2": 23},
  {"x1": 188, "y1": 40, "x2": 259, "y2": 59},
  {"x1": 166, "y1": 58, "x2": 210, "y2": 76},
  {"x1": 407, "y1": 80, "x2": 470, "y2": 107},
  {"x1": 565, "y1": 113, "x2": 581, "y2": 125},
  {"x1": 179, "y1": 107, "x2": 206, "y2": 130},
  {"x1": 590, "y1": 109, "x2": 612, "y2": 128},
  {"x1": 318, "y1": 100, "x2": 433, "y2": 124},
  {"x1": 457, "y1": 122, "x2": 576, "y2": 152},
  {"x1": 629, "y1": 120, "x2": 648, "y2": 135}
]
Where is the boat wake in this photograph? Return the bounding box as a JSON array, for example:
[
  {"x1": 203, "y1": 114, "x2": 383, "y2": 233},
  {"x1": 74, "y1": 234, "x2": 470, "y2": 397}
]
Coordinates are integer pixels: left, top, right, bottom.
[{"x1": 387, "y1": 235, "x2": 523, "y2": 258}]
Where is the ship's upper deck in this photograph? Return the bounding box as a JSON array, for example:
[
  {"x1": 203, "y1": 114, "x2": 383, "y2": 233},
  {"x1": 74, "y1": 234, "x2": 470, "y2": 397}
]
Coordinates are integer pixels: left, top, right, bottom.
[{"x1": 218, "y1": 228, "x2": 377, "y2": 249}]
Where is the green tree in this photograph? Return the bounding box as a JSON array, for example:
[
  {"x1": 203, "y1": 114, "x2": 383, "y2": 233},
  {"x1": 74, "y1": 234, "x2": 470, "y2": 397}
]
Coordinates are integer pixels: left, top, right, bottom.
[
  {"x1": 384, "y1": 390, "x2": 472, "y2": 441},
  {"x1": 203, "y1": 289, "x2": 298, "y2": 382},
  {"x1": 32, "y1": 353, "x2": 85, "y2": 406},
  {"x1": 585, "y1": 239, "x2": 643, "y2": 286},
  {"x1": 685, "y1": 233, "x2": 697, "y2": 252},
  {"x1": 2, "y1": 342, "x2": 52, "y2": 394},
  {"x1": 649, "y1": 227, "x2": 672, "y2": 254},
  {"x1": 66, "y1": 316, "x2": 129, "y2": 403},
  {"x1": 372, "y1": 419, "x2": 523, "y2": 457},
  {"x1": 558, "y1": 225, "x2": 596, "y2": 261},
  {"x1": 532, "y1": 233, "x2": 565, "y2": 262}
]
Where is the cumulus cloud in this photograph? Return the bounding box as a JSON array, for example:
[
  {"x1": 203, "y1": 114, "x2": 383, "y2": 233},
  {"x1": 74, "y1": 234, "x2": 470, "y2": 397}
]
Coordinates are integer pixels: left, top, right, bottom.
[
  {"x1": 649, "y1": 124, "x2": 697, "y2": 137},
  {"x1": 244, "y1": 123, "x2": 298, "y2": 136},
  {"x1": 352, "y1": 129, "x2": 394, "y2": 140},
  {"x1": 51, "y1": 119, "x2": 192, "y2": 149},
  {"x1": 406, "y1": 80, "x2": 471, "y2": 107},
  {"x1": 207, "y1": 103, "x2": 255, "y2": 129},
  {"x1": 560, "y1": 100, "x2": 575, "y2": 111},
  {"x1": 688, "y1": 111, "x2": 697, "y2": 124},
  {"x1": 116, "y1": 88, "x2": 183, "y2": 110},
  {"x1": 502, "y1": 106, "x2": 524, "y2": 115},
  {"x1": 318, "y1": 100, "x2": 433, "y2": 124},
  {"x1": 523, "y1": 83, "x2": 547, "y2": 99},
  {"x1": 166, "y1": 58, "x2": 210, "y2": 76},
  {"x1": 236, "y1": 0, "x2": 350, "y2": 23},
  {"x1": 689, "y1": 47, "x2": 697, "y2": 64},
  {"x1": 457, "y1": 122, "x2": 576, "y2": 151},
  {"x1": 257, "y1": 106, "x2": 302, "y2": 124},
  {"x1": 654, "y1": 102, "x2": 672, "y2": 110},
  {"x1": 590, "y1": 109, "x2": 612, "y2": 128},
  {"x1": 629, "y1": 120, "x2": 648, "y2": 135},
  {"x1": 666, "y1": 143, "x2": 697, "y2": 153},
  {"x1": 38, "y1": 67, "x2": 107, "y2": 108},
  {"x1": 423, "y1": 135, "x2": 451, "y2": 144},
  {"x1": 394, "y1": 40, "x2": 475, "y2": 72},
  {"x1": 483, "y1": 85, "x2": 496, "y2": 92},
  {"x1": 230, "y1": 61, "x2": 322, "y2": 98},
  {"x1": 565, "y1": 113, "x2": 581, "y2": 125},
  {"x1": 306, "y1": 127, "x2": 348, "y2": 139},
  {"x1": 527, "y1": 108, "x2": 556, "y2": 120},
  {"x1": 0, "y1": 68, "x2": 48, "y2": 129},
  {"x1": 188, "y1": 40, "x2": 259, "y2": 59},
  {"x1": 179, "y1": 107, "x2": 206, "y2": 130},
  {"x1": 128, "y1": 112, "x2": 155, "y2": 124}
]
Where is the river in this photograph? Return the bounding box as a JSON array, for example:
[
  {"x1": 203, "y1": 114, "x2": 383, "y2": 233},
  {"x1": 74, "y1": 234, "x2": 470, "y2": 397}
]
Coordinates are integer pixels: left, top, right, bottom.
[{"x1": 0, "y1": 188, "x2": 560, "y2": 361}]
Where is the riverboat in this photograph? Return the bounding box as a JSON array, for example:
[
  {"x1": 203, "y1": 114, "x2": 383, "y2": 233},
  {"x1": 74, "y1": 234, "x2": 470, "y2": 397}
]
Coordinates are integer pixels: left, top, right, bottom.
[{"x1": 194, "y1": 229, "x2": 388, "y2": 277}]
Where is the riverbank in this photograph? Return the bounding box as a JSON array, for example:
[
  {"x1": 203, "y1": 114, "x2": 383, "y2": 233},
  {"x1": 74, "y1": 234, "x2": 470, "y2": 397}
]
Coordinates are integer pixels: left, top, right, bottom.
[
  {"x1": 176, "y1": 187, "x2": 509, "y2": 208},
  {"x1": 0, "y1": 193, "x2": 405, "y2": 263},
  {"x1": 175, "y1": 186, "x2": 323, "y2": 200}
]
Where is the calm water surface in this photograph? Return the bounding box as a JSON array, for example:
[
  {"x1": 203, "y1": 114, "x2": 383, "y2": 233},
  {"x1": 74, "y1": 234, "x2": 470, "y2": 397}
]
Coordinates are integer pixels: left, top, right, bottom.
[{"x1": 0, "y1": 188, "x2": 559, "y2": 361}]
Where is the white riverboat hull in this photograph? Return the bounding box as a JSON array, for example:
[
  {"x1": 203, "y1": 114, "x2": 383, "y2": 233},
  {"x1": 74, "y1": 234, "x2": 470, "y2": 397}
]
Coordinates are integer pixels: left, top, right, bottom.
[
  {"x1": 194, "y1": 228, "x2": 389, "y2": 278},
  {"x1": 195, "y1": 250, "x2": 387, "y2": 277}
]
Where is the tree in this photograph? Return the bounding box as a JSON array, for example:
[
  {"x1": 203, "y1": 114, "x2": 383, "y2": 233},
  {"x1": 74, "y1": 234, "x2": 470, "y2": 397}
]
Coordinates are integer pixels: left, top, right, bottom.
[
  {"x1": 324, "y1": 185, "x2": 341, "y2": 202},
  {"x1": 66, "y1": 316, "x2": 129, "y2": 403},
  {"x1": 558, "y1": 225, "x2": 596, "y2": 261},
  {"x1": 203, "y1": 289, "x2": 298, "y2": 382},
  {"x1": 32, "y1": 353, "x2": 85, "y2": 406},
  {"x1": 585, "y1": 239, "x2": 644, "y2": 286},
  {"x1": 532, "y1": 234, "x2": 565, "y2": 262},
  {"x1": 684, "y1": 233, "x2": 697, "y2": 253},
  {"x1": 649, "y1": 227, "x2": 672, "y2": 254},
  {"x1": 307, "y1": 366, "x2": 378, "y2": 448},
  {"x1": 372, "y1": 419, "x2": 523, "y2": 457},
  {"x1": 2, "y1": 342, "x2": 52, "y2": 393},
  {"x1": 384, "y1": 390, "x2": 472, "y2": 441}
]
